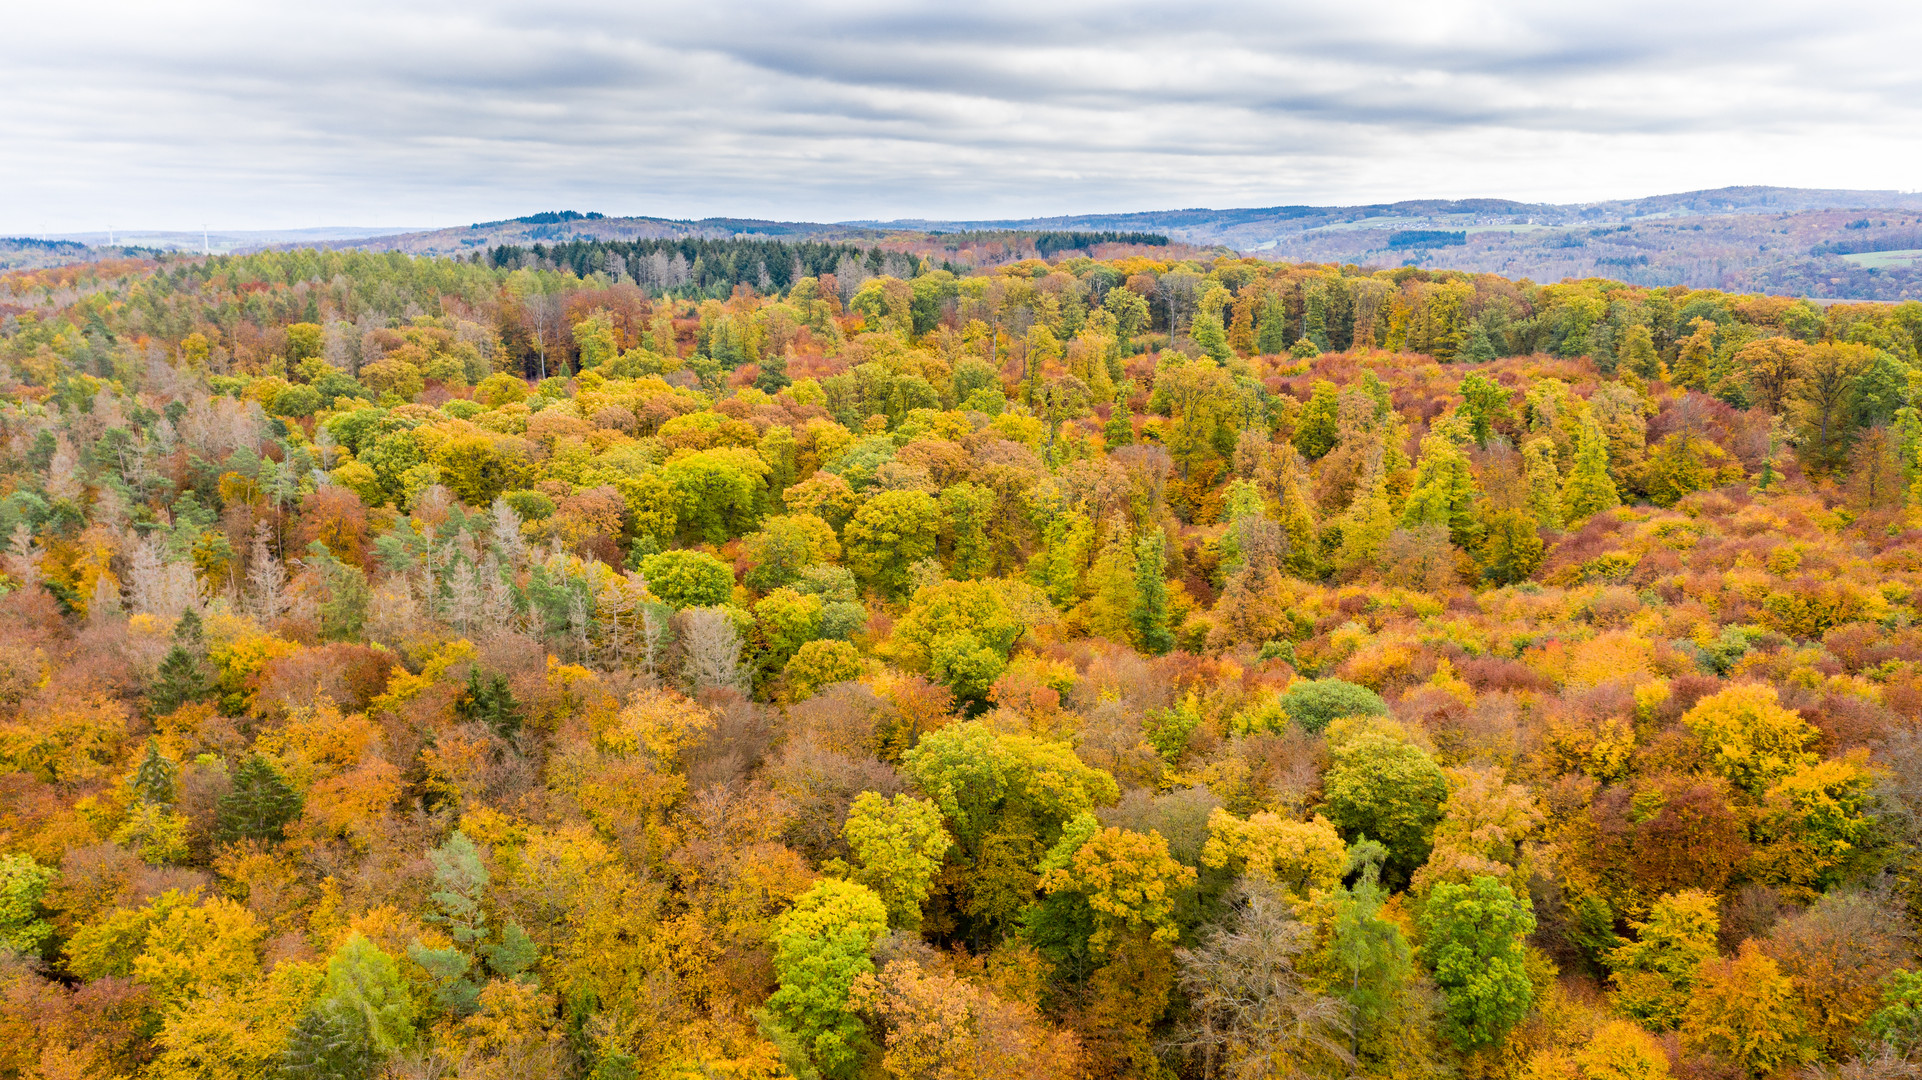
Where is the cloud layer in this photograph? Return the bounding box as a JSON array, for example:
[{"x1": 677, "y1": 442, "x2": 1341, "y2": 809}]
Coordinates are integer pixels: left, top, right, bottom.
[{"x1": 7, "y1": 0, "x2": 1920, "y2": 230}]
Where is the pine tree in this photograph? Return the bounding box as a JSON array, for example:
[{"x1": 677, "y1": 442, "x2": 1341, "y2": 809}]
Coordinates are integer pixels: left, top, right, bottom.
[
  {"x1": 215, "y1": 755, "x2": 303, "y2": 845},
  {"x1": 1131, "y1": 527, "x2": 1174, "y2": 655},
  {"x1": 285, "y1": 932, "x2": 417, "y2": 1077},
  {"x1": 1319, "y1": 840, "x2": 1413, "y2": 1059},
  {"x1": 1522, "y1": 436, "x2": 1564, "y2": 531},
  {"x1": 409, "y1": 831, "x2": 492, "y2": 1015},
  {"x1": 148, "y1": 643, "x2": 209, "y2": 717},
  {"x1": 481, "y1": 920, "x2": 538, "y2": 979},
  {"x1": 131, "y1": 738, "x2": 178, "y2": 806},
  {"x1": 456, "y1": 667, "x2": 524, "y2": 739},
  {"x1": 280, "y1": 1008, "x2": 378, "y2": 1080},
  {"x1": 1563, "y1": 415, "x2": 1621, "y2": 524},
  {"x1": 754, "y1": 348, "x2": 791, "y2": 394}
]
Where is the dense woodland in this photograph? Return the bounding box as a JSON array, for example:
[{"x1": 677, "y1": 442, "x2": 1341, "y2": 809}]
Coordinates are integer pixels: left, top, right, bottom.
[{"x1": 0, "y1": 243, "x2": 1921, "y2": 1080}]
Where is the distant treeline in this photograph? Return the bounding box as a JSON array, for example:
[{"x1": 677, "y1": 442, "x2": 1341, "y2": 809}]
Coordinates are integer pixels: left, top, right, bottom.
[
  {"x1": 482, "y1": 230, "x2": 1168, "y2": 296},
  {"x1": 930, "y1": 229, "x2": 1170, "y2": 255},
  {"x1": 1387, "y1": 230, "x2": 1467, "y2": 249},
  {"x1": 1810, "y1": 229, "x2": 1922, "y2": 256},
  {"x1": 0, "y1": 237, "x2": 90, "y2": 253},
  {"x1": 487, "y1": 237, "x2": 883, "y2": 294},
  {"x1": 470, "y1": 210, "x2": 607, "y2": 229}
]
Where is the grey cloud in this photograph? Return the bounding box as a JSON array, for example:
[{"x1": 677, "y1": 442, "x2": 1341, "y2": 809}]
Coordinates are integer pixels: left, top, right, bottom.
[{"x1": 4, "y1": 0, "x2": 1920, "y2": 231}]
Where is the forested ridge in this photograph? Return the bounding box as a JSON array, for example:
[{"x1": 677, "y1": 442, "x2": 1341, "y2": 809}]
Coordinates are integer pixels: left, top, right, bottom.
[{"x1": 0, "y1": 243, "x2": 1920, "y2": 1080}]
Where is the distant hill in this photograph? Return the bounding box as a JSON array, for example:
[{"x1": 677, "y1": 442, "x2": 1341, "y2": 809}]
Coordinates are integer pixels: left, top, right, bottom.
[
  {"x1": 851, "y1": 187, "x2": 1922, "y2": 300},
  {"x1": 16, "y1": 188, "x2": 1922, "y2": 300}
]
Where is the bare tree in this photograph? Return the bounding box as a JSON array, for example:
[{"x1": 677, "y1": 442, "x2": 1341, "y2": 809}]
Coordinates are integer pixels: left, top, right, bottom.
[
  {"x1": 6, "y1": 525, "x2": 44, "y2": 589},
  {"x1": 247, "y1": 523, "x2": 289, "y2": 625},
  {"x1": 595, "y1": 572, "x2": 647, "y2": 668},
  {"x1": 678, "y1": 606, "x2": 744, "y2": 694},
  {"x1": 126, "y1": 536, "x2": 201, "y2": 619},
  {"x1": 490, "y1": 499, "x2": 526, "y2": 566},
  {"x1": 478, "y1": 555, "x2": 517, "y2": 640},
  {"x1": 640, "y1": 598, "x2": 670, "y2": 680},
  {"x1": 44, "y1": 434, "x2": 82, "y2": 501},
  {"x1": 445, "y1": 560, "x2": 483, "y2": 637},
  {"x1": 566, "y1": 589, "x2": 592, "y2": 660},
  {"x1": 1174, "y1": 882, "x2": 1352, "y2": 1080},
  {"x1": 527, "y1": 291, "x2": 565, "y2": 380}
]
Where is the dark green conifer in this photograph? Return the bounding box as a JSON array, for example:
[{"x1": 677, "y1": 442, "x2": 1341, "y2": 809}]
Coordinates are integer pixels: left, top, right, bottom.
[
  {"x1": 753, "y1": 348, "x2": 791, "y2": 394},
  {"x1": 216, "y1": 755, "x2": 303, "y2": 845},
  {"x1": 150, "y1": 613, "x2": 210, "y2": 717},
  {"x1": 131, "y1": 738, "x2": 178, "y2": 806},
  {"x1": 456, "y1": 667, "x2": 524, "y2": 739},
  {"x1": 278, "y1": 1008, "x2": 377, "y2": 1080}
]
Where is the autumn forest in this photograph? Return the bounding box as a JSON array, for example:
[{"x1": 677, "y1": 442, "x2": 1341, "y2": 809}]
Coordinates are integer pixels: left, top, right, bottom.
[{"x1": 0, "y1": 236, "x2": 1920, "y2": 1080}]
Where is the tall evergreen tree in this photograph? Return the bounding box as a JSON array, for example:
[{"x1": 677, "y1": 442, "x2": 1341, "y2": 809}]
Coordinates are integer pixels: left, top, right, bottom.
[
  {"x1": 149, "y1": 643, "x2": 210, "y2": 717},
  {"x1": 1456, "y1": 372, "x2": 1509, "y2": 447},
  {"x1": 410, "y1": 831, "x2": 491, "y2": 1015},
  {"x1": 215, "y1": 755, "x2": 303, "y2": 845},
  {"x1": 1319, "y1": 840, "x2": 1414, "y2": 1061},
  {"x1": 131, "y1": 738, "x2": 178, "y2": 806},
  {"x1": 280, "y1": 1008, "x2": 377, "y2": 1080},
  {"x1": 456, "y1": 667, "x2": 524, "y2": 739},
  {"x1": 1293, "y1": 381, "x2": 1341, "y2": 460},
  {"x1": 1671, "y1": 318, "x2": 1716, "y2": 391},
  {"x1": 1588, "y1": 320, "x2": 1618, "y2": 375},
  {"x1": 308, "y1": 541, "x2": 371, "y2": 641},
  {"x1": 1303, "y1": 283, "x2": 1331, "y2": 350},
  {"x1": 282, "y1": 933, "x2": 417, "y2": 1079},
  {"x1": 754, "y1": 348, "x2": 791, "y2": 394},
  {"x1": 149, "y1": 608, "x2": 210, "y2": 716},
  {"x1": 1192, "y1": 310, "x2": 1232, "y2": 364}
]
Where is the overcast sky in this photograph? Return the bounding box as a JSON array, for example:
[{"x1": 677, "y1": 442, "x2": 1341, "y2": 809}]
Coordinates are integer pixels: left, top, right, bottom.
[{"x1": 6, "y1": 0, "x2": 1921, "y2": 232}]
